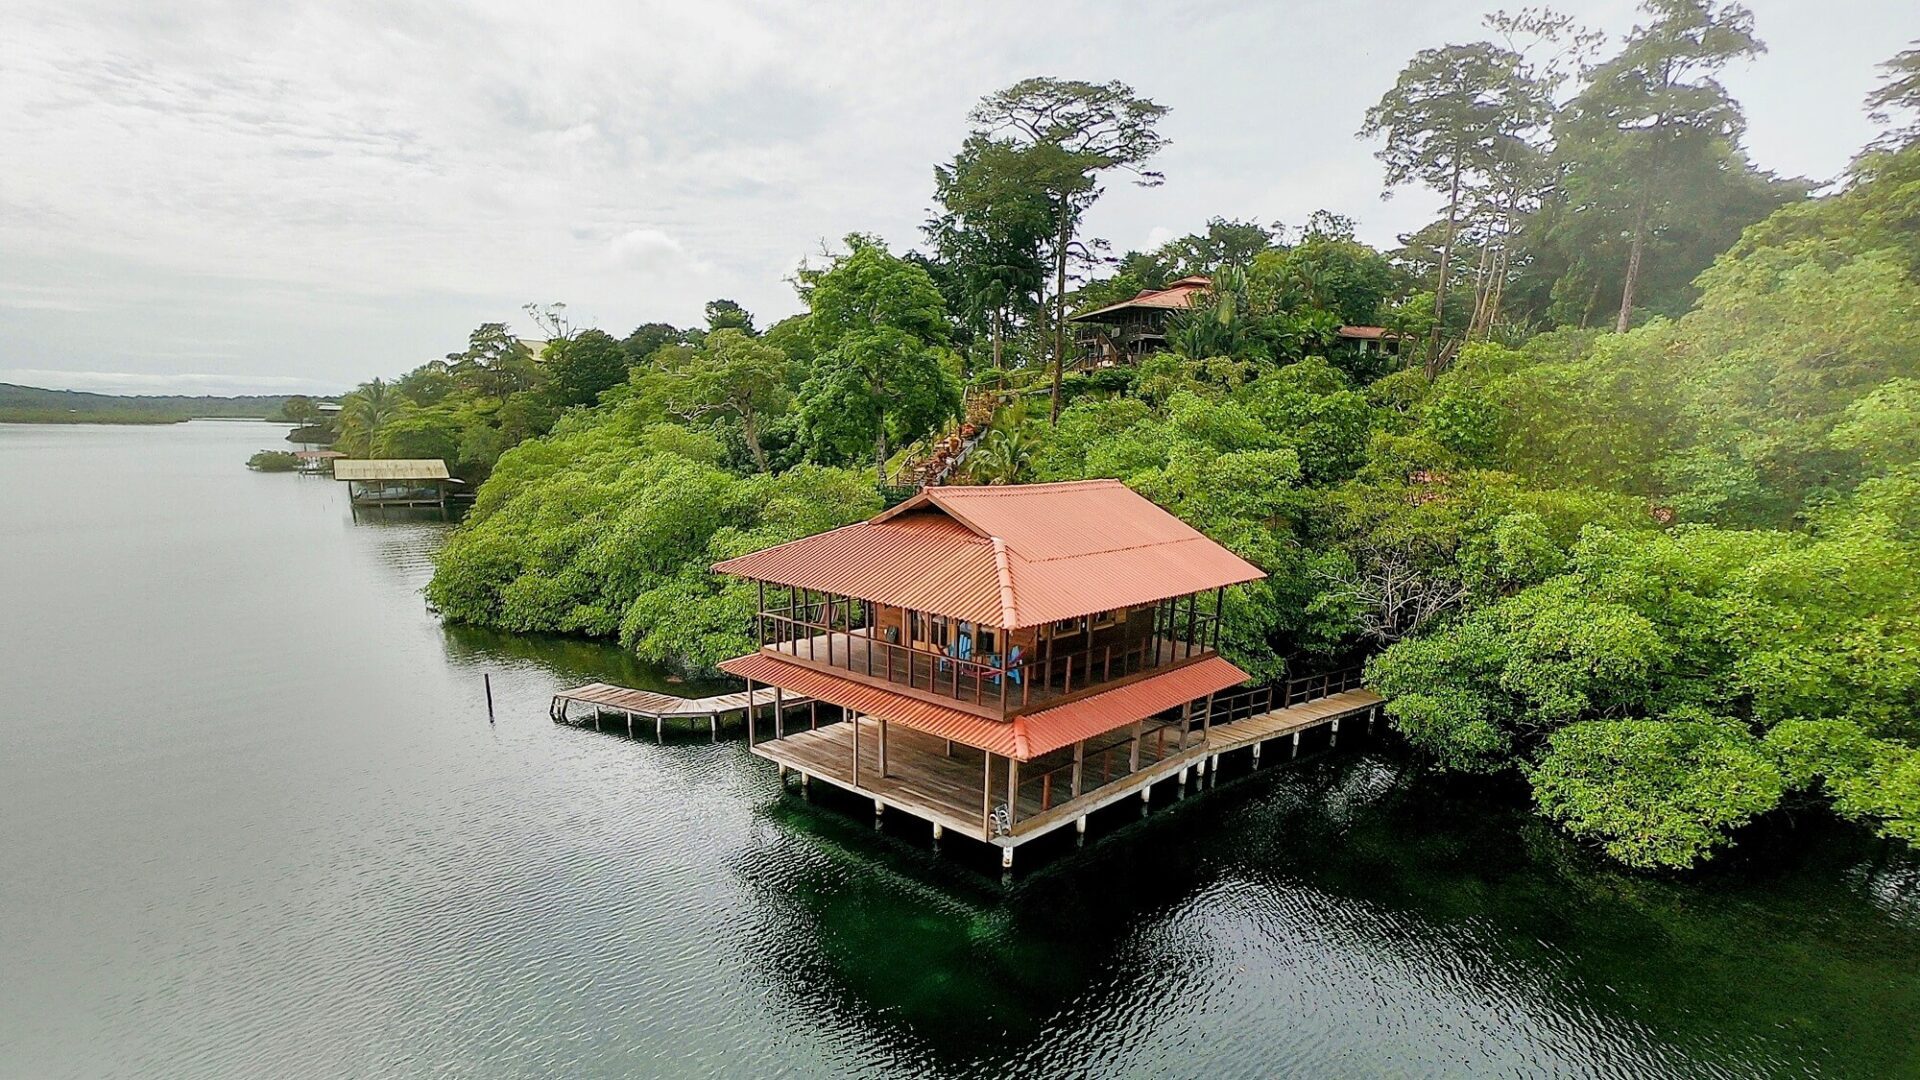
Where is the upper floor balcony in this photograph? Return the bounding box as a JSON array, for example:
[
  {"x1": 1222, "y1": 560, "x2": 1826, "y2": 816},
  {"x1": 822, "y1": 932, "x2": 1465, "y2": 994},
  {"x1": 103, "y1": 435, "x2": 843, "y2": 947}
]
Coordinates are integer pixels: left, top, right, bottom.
[{"x1": 751, "y1": 591, "x2": 1223, "y2": 719}]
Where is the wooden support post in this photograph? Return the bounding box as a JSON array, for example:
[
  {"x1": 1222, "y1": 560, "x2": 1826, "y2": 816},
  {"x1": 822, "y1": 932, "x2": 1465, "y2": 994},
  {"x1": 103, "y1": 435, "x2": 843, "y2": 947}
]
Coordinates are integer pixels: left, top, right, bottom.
[
  {"x1": 773, "y1": 686, "x2": 784, "y2": 739},
  {"x1": 1071, "y1": 740, "x2": 1084, "y2": 798},
  {"x1": 1006, "y1": 757, "x2": 1020, "y2": 829},
  {"x1": 932, "y1": 822, "x2": 943, "y2": 841},
  {"x1": 810, "y1": 700, "x2": 817, "y2": 730},
  {"x1": 981, "y1": 752, "x2": 993, "y2": 836},
  {"x1": 655, "y1": 713, "x2": 663, "y2": 741},
  {"x1": 1075, "y1": 816, "x2": 1087, "y2": 835},
  {"x1": 1331, "y1": 717, "x2": 1340, "y2": 748},
  {"x1": 849, "y1": 710, "x2": 860, "y2": 788},
  {"x1": 1001, "y1": 846, "x2": 1014, "y2": 869},
  {"x1": 878, "y1": 716, "x2": 889, "y2": 777},
  {"x1": 745, "y1": 680, "x2": 756, "y2": 747},
  {"x1": 1292, "y1": 731, "x2": 1300, "y2": 757},
  {"x1": 1252, "y1": 740, "x2": 1262, "y2": 764},
  {"x1": 1140, "y1": 782, "x2": 1152, "y2": 805},
  {"x1": 1128, "y1": 720, "x2": 1143, "y2": 773}
]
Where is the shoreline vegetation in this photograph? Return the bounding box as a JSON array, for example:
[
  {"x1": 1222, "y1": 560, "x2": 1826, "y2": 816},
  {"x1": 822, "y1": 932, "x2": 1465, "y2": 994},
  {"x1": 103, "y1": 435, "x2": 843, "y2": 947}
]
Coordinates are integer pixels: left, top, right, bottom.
[
  {"x1": 0, "y1": 382, "x2": 303, "y2": 425},
  {"x1": 262, "y1": 9, "x2": 1920, "y2": 871}
]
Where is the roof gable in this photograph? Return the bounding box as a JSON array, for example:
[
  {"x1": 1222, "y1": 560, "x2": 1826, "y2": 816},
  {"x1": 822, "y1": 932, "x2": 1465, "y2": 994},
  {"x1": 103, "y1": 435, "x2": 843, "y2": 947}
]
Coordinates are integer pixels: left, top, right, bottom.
[{"x1": 714, "y1": 479, "x2": 1265, "y2": 628}]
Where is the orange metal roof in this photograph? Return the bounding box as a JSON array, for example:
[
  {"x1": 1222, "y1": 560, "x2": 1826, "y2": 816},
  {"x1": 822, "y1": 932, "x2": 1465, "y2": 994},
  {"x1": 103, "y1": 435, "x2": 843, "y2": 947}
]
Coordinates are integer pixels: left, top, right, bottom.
[
  {"x1": 719, "y1": 651, "x2": 1249, "y2": 760},
  {"x1": 1336, "y1": 325, "x2": 1397, "y2": 340},
  {"x1": 712, "y1": 480, "x2": 1266, "y2": 629},
  {"x1": 1068, "y1": 275, "x2": 1212, "y2": 322}
]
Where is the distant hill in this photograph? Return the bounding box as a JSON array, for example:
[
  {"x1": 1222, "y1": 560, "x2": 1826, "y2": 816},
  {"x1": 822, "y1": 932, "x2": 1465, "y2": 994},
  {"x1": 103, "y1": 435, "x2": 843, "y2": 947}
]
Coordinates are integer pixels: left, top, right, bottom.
[{"x1": 0, "y1": 382, "x2": 296, "y2": 424}]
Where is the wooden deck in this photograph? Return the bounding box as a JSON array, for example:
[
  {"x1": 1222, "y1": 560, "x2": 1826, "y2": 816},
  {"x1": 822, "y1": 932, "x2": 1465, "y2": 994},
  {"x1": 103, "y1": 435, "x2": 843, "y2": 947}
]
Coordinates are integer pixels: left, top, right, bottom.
[
  {"x1": 753, "y1": 684, "x2": 1387, "y2": 863},
  {"x1": 751, "y1": 713, "x2": 1195, "y2": 845},
  {"x1": 1208, "y1": 688, "x2": 1383, "y2": 752},
  {"x1": 552, "y1": 681, "x2": 812, "y2": 739}
]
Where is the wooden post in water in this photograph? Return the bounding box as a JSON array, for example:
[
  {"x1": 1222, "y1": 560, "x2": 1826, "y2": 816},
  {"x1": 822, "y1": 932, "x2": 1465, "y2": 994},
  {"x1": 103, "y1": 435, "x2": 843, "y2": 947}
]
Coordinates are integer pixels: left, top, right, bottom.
[{"x1": 483, "y1": 673, "x2": 494, "y2": 722}]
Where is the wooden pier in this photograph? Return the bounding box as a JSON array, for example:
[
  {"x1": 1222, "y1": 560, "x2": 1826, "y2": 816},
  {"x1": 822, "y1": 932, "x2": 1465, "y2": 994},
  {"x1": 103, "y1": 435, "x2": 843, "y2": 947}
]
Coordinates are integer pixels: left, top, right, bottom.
[
  {"x1": 551, "y1": 681, "x2": 813, "y2": 740},
  {"x1": 751, "y1": 676, "x2": 1384, "y2": 864}
]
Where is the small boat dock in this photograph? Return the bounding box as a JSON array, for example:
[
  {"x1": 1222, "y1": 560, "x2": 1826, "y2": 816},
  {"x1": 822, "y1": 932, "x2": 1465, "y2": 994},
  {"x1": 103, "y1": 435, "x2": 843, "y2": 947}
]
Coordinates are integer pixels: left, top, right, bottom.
[{"x1": 551, "y1": 682, "x2": 813, "y2": 740}]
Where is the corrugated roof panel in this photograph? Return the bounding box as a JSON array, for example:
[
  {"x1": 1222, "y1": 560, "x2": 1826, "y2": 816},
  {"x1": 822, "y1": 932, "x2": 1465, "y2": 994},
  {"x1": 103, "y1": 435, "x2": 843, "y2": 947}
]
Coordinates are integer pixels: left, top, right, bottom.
[
  {"x1": 332, "y1": 459, "x2": 451, "y2": 481},
  {"x1": 715, "y1": 479, "x2": 1266, "y2": 629},
  {"x1": 1017, "y1": 655, "x2": 1250, "y2": 758}
]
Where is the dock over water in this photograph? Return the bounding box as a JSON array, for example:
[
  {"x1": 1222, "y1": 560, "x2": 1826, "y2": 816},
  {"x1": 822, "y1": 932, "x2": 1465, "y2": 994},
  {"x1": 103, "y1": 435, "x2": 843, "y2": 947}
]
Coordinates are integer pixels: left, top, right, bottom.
[{"x1": 551, "y1": 681, "x2": 813, "y2": 740}]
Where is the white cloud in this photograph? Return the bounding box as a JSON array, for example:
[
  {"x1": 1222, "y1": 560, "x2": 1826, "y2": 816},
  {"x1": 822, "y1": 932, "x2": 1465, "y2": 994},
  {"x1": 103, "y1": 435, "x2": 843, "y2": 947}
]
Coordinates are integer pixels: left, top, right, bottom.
[
  {"x1": 609, "y1": 228, "x2": 691, "y2": 272},
  {"x1": 0, "y1": 0, "x2": 1910, "y2": 393}
]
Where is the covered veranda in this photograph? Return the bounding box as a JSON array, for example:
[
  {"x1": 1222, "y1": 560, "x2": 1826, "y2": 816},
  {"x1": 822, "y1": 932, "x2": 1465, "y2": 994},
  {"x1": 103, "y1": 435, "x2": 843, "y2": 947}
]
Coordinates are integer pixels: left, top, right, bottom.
[{"x1": 725, "y1": 652, "x2": 1247, "y2": 865}]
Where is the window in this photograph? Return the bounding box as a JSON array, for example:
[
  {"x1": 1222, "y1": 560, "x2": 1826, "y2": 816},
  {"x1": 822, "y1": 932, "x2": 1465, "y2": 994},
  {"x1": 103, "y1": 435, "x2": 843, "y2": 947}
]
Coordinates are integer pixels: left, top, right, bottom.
[
  {"x1": 909, "y1": 611, "x2": 948, "y2": 650},
  {"x1": 1090, "y1": 609, "x2": 1121, "y2": 630},
  {"x1": 1052, "y1": 617, "x2": 1083, "y2": 636}
]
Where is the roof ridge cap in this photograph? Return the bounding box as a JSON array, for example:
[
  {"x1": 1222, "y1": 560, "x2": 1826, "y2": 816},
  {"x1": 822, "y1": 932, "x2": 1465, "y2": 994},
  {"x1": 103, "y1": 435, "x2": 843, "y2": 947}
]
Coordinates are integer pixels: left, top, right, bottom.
[{"x1": 990, "y1": 536, "x2": 1019, "y2": 629}]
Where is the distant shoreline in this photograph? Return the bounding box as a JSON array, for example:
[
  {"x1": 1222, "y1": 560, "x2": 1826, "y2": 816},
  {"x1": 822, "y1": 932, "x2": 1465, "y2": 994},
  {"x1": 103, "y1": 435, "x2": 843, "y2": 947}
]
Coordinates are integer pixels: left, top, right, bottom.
[{"x1": 0, "y1": 412, "x2": 293, "y2": 425}]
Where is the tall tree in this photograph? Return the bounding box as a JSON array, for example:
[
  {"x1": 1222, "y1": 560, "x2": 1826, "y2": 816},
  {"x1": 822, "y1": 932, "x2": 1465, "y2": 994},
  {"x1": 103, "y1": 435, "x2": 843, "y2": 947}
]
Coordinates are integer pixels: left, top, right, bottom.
[
  {"x1": 704, "y1": 299, "x2": 756, "y2": 335},
  {"x1": 1363, "y1": 42, "x2": 1553, "y2": 373},
  {"x1": 796, "y1": 236, "x2": 961, "y2": 480},
  {"x1": 968, "y1": 78, "x2": 1170, "y2": 422},
  {"x1": 1557, "y1": 0, "x2": 1764, "y2": 332},
  {"x1": 1865, "y1": 42, "x2": 1920, "y2": 154},
  {"x1": 338, "y1": 378, "x2": 407, "y2": 457},
  {"x1": 665, "y1": 328, "x2": 791, "y2": 472},
  {"x1": 447, "y1": 323, "x2": 538, "y2": 400},
  {"x1": 927, "y1": 134, "x2": 1053, "y2": 373},
  {"x1": 1154, "y1": 217, "x2": 1278, "y2": 275},
  {"x1": 544, "y1": 328, "x2": 628, "y2": 407}
]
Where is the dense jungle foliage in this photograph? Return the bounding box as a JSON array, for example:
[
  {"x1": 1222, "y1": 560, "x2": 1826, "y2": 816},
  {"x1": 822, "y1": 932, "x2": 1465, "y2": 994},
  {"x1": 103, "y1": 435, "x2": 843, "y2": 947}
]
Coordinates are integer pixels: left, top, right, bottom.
[{"x1": 414, "y1": 5, "x2": 1920, "y2": 869}]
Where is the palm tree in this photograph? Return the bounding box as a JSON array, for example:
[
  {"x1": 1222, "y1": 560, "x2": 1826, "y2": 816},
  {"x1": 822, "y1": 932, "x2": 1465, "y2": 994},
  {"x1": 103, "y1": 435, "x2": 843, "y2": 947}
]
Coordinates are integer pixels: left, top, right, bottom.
[
  {"x1": 966, "y1": 425, "x2": 1036, "y2": 485},
  {"x1": 339, "y1": 379, "x2": 406, "y2": 457}
]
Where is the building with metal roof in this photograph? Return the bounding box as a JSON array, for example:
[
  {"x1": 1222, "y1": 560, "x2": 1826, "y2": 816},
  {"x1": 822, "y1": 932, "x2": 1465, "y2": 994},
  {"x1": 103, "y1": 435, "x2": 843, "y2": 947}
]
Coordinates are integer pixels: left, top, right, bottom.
[
  {"x1": 331, "y1": 459, "x2": 458, "y2": 518},
  {"x1": 714, "y1": 479, "x2": 1273, "y2": 866}
]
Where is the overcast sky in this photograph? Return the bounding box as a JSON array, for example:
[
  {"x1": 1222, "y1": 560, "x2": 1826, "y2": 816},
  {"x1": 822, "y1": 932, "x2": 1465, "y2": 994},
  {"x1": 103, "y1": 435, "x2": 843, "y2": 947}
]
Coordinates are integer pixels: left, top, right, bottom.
[{"x1": 2, "y1": 0, "x2": 1913, "y2": 396}]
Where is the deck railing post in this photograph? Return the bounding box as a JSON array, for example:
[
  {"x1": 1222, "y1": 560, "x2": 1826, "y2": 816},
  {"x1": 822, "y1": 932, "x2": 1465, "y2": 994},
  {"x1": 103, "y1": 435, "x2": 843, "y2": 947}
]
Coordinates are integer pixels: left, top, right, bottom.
[
  {"x1": 745, "y1": 679, "x2": 756, "y2": 746},
  {"x1": 982, "y1": 752, "x2": 994, "y2": 836},
  {"x1": 774, "y1": 686, "x2": 784, "y2": 739},
  {"x1": 1007, "y1": 757, "x2": 1020, "y2": 828}
]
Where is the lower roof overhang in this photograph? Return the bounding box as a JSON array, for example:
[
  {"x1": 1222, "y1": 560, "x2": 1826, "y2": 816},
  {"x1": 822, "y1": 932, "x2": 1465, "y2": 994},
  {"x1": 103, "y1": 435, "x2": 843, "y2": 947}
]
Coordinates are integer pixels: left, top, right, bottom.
[{"x1": 719, "y1": 651, "x2": 1250, "y2": 761}]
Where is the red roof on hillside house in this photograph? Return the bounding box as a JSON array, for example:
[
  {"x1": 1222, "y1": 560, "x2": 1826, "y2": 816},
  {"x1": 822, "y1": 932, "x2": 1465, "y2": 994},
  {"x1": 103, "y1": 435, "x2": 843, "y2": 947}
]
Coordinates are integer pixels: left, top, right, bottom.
[
  {"x1": 719, "y1": 651, "x2": 1249, "y2": 760},
  {"x1": 711, "y1": 479, "x2": 1266, "y2": 629},
  {"x1": 1068, "y1": 275, "x2": 1214, "y2": 322}
]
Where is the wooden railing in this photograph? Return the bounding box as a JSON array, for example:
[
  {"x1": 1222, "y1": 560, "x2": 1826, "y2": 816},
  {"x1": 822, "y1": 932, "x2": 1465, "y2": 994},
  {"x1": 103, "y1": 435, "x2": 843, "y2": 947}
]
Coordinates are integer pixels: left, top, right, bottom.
[
  {"x1": 755, "y1": 608, "x2": 1220, "y2": 717},
  {"x1": 1278, "y1": 664, "x2": 1368, "y2": 706},
  {"x1": 1013, "y1": 720, "x2": 1191, "y2": 817}
]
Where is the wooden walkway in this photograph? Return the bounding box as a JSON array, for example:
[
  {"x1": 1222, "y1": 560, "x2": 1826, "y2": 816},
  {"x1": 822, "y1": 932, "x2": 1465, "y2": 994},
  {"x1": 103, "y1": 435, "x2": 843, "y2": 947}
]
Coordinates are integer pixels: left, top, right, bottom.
[
  {"x1": 1209, "y1": 688, "x2": 1384, "y2": 755},
  {"x1": 551, "y1": 681, "x2": 812, "y2": 740}
]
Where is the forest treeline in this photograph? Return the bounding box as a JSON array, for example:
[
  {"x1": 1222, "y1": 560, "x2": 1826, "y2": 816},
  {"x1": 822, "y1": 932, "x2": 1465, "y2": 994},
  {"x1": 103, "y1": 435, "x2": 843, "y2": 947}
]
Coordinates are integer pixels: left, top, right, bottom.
[{"x1": 400, "y1": 2, "x2": 1920, "y2": 870}]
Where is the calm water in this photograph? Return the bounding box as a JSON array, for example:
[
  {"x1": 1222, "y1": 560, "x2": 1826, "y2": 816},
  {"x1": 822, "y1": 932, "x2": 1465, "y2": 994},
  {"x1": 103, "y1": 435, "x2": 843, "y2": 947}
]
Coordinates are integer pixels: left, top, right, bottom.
[{"x1": 2, "y1": 421, "x2": 1917, "y2": 1079}]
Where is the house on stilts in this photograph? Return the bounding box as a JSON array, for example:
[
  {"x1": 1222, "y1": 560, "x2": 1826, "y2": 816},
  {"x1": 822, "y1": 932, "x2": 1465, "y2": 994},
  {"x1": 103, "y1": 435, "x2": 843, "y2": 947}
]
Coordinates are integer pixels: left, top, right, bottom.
[{"x1": 714, "y1": 479, "x2": 1381, "y2": 868}]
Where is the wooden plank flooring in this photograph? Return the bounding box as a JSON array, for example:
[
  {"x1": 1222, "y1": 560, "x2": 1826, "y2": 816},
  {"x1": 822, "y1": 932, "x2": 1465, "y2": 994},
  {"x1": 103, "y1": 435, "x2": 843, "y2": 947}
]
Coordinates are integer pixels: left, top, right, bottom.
[
  {"x1": 554, "y1": 682, "x2": 811, "y2": 719},
  {"x1": 1207, "y1": 688, "x2": 1383, "y2": 750}
]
